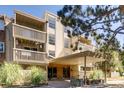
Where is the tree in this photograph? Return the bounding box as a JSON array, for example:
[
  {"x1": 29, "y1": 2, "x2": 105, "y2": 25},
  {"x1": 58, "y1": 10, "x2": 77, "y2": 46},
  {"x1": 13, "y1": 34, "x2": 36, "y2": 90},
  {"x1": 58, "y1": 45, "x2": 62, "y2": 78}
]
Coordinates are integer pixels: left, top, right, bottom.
[
  {"x1": 57, "y1": 5, "x2": 124, "y2": 51},
  {"x1": 99, "y1": 37, "x2": 121, "y2": 52},
  {"x1": 58, "y1": 5, "x2": 124, "y2": 77}
]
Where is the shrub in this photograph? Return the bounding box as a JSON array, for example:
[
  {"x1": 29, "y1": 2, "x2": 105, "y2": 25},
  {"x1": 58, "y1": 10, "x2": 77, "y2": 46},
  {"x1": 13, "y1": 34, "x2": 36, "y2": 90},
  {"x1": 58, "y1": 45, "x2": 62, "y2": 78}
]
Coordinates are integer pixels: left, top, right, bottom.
[
  {"x1": 21, "y1": 70, "x2": 31, "y2": 84},
  {"x1": 89, "y1": 70, "x2": 104, "y2": 80},
  {"x1": 30, "y1": 66, "x2": 46, "y2": 85},
  {"x1": 0, "y1": 63, "x2": 22, "y2": 86}
]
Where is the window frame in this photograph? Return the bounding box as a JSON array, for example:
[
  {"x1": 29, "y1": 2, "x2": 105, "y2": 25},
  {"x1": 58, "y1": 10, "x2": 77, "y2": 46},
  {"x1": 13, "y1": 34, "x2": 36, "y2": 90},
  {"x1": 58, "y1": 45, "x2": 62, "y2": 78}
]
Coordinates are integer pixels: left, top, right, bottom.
[
  {"x1": 49, "y1": 34, "x2": 55, "y2": 45},
  {"x1": 48, "y1": 17, "x2": 56, "y2": 29}
]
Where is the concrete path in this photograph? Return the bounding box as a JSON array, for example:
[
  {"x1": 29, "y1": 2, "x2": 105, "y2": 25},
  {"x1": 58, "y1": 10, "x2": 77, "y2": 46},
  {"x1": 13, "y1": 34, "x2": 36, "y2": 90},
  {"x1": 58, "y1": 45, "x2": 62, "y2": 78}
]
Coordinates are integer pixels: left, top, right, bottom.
[
  {"x1": 105, "y1": 80, "x2": 124, "y2": 88},
  {"x1": 41, "y1": 80, "x2": 71, "y2": 88},
  {"x1": 40, "y1": 80, "x2": 124, "y2": 88}
]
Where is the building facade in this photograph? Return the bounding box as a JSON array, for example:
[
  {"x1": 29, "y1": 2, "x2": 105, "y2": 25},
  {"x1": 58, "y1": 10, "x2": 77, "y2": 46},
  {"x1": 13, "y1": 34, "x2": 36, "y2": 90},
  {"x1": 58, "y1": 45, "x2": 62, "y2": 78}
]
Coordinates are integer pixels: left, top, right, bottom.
[
  {"x1": 44, "y1": 11, "x2": 96, "y2": 79},
  {"x1": 0, "y1": 10, "x2": 96, "y2": 80}
]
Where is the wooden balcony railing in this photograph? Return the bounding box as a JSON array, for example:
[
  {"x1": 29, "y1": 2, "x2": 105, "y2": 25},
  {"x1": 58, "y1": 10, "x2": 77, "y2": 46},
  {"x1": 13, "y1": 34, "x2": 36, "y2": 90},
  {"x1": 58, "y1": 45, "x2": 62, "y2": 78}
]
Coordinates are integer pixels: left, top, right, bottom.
[
  {"x1": 13, "y1": 48, "x2": 47, "y2": 63},
  {"x1": 13, "y1": 23, "x2": 46, "y2": 43}
]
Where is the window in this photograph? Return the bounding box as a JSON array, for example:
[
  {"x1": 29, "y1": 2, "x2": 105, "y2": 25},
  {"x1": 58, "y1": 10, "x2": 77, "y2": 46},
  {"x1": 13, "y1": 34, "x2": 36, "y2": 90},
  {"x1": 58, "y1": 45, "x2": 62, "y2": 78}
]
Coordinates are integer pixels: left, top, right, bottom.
[
  {"x1": 0, "y1": 42, "x2": 4, "y2": 53},
  {"x1": 64, "y1": 38, "x2": 70, "y2": 48},
  {"x1": 48, "y1": 17, "x2": 56, "y2": 29},
  {"x1": 49, "y1": 50, "x2": 55, "y2": 57},
  {"x1": 24, "y1": 47, "x2": 30, "y2": 50},
  {"x1": 0, "y1": 20, "x2": 4, "y2": 30},
  {"x1": 49, "y1": 34, "x2": 55, "y2": 45}
]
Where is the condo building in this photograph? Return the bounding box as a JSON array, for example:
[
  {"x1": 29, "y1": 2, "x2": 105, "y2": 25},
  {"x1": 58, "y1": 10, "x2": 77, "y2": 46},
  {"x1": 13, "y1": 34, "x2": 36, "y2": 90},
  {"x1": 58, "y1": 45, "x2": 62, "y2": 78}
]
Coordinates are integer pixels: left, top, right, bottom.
[
  {"x1": 0, "y1": 10, "x2": 99, "y2": 80},
  {"x1": 44, "y1": 11, "x2": 96, "y2": 79}
]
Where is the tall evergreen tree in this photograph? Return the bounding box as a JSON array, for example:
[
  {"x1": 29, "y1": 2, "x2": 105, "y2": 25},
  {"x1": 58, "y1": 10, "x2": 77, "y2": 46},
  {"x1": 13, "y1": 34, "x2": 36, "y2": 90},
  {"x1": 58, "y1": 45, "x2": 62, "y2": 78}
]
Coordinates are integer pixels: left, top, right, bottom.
[{"x1": 57, "y1": 5, "x2": 124, "y2": 51}]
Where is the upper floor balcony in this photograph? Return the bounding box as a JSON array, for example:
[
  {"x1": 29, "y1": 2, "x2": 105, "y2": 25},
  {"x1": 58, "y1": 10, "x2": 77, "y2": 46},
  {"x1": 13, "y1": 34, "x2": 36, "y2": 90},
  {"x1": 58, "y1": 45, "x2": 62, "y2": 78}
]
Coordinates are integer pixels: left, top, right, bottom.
[
  {"x1": 13, "y1": 10, "x2": 47, "y2": 43},
  {"x1": 13, "y1": 23, "x2": 46, "y2": 43},
  {"x1": 13, "y1": 48, "x2": 47, "y2": 64},
  {"x1": 73, "y1": 43, "x2": 96, "y2": 54},
  {"x1": 78, "y1": 43, "x2": 96, "y2": 52}
]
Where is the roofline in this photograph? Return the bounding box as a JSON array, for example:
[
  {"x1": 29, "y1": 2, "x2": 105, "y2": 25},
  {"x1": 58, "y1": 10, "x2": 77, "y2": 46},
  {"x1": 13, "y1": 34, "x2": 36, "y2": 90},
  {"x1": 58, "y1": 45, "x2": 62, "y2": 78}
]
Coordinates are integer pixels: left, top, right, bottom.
[
  {"x1": 52, "y1": 50, "x2": 110, "y2": 61},
  {"x1": 45, "y1": 11, "x2": 59, "y2": 18},
  {"x1": 49, "y1": 51, "x2": 110, "y2": 65},
  {"x1": 14, "y1": 10, "x2": 46, "y2": 23}
]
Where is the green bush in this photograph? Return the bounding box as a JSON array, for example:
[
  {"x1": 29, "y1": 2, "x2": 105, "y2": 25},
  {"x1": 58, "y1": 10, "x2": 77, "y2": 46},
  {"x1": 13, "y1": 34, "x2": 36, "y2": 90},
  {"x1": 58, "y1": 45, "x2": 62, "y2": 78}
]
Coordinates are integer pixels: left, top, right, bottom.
[
  {"x1": 0, "y1": 63, "x2": 46, "y2": 86},
  {"x1": 30, "y1": 66, "x2": 46, "y2": 85},
  {"x1": 89, "y1": 70, "x2": 104, "y2": 80},
  {"x1": 0, "y1": 63, "x2": 22, "y2": 86}
]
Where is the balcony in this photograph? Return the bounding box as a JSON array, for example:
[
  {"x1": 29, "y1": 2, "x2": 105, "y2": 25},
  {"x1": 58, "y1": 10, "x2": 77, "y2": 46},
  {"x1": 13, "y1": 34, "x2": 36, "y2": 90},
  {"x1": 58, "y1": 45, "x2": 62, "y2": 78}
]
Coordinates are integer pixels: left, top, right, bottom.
[
  {"x1": 78, "y1": 43, "x2": 96, "y2": 52},
  {"x1": 13, "y1": 48, "x2": 47, "y2": 64},
  {"x1": 13, "y1": 23, "x2": 46, "y2": 43}
]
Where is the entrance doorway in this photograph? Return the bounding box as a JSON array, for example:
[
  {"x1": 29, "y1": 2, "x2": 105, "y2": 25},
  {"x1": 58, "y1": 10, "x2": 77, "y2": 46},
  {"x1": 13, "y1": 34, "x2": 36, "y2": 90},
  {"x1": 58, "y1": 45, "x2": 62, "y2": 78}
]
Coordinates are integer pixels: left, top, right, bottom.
[
  {"x1": 48, "y1": 67, "x2": 57, "y2": 79},
  {"x1": 63, "y1": 67, "x2": 70, "y2": 78}
]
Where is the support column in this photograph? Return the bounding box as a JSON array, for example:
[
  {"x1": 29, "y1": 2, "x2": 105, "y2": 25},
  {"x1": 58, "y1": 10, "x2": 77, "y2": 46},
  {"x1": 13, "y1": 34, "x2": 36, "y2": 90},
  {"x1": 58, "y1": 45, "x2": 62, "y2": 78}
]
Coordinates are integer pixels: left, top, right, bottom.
[
  {"x1": 104, "y1": 61, "x2": 107, "y2": 83},
  {"x1": 84, "y1": 56, "x2": 87, "y2": 85}
]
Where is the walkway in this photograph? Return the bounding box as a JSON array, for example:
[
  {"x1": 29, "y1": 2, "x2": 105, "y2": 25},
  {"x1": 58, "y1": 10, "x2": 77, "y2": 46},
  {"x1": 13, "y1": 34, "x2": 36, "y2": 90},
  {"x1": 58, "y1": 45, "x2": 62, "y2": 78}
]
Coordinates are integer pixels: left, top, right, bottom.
[
  {"x1": 40, "y1": 80, "x2": 124, "y2": 88},
  {"x1": 41, "y1": 80, "x2": 71, "y2": 88}
]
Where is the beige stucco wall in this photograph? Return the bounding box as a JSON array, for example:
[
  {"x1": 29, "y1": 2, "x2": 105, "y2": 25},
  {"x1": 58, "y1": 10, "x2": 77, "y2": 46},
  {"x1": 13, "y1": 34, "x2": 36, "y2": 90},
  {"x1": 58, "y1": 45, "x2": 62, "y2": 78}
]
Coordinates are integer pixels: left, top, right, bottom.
[
  {"x1": 45, "y1": 12, "x2": 65, "y2": 58},
  {"x1": 55, "y1": 19, "x2": 64, "y2": 58}
]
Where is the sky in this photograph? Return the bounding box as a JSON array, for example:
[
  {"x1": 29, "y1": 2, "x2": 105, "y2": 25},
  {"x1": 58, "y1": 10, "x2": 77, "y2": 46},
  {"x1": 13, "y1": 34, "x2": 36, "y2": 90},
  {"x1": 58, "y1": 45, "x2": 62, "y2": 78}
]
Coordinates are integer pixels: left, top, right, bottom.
[
  {"x1": 0, "y1": 5, "x2": 63, "y2": 18},
  {"x1": 0, "y1": 5, "x2": 123, "y2": 47}
]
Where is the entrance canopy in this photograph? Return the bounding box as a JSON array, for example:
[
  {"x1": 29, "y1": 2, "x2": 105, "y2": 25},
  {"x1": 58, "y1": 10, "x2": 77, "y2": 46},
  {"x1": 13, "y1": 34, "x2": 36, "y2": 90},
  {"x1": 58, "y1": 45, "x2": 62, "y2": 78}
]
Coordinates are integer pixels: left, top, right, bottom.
[{"x1": 49, "y1": 51, "x2": 109, "y2": 66}]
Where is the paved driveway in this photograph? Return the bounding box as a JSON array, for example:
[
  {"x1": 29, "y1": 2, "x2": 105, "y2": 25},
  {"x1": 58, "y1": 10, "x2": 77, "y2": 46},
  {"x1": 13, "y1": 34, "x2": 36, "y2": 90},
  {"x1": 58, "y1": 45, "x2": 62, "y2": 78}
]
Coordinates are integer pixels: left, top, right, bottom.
[{"x1": 41, "y1": 80, "x2": 70, "y2": 88}]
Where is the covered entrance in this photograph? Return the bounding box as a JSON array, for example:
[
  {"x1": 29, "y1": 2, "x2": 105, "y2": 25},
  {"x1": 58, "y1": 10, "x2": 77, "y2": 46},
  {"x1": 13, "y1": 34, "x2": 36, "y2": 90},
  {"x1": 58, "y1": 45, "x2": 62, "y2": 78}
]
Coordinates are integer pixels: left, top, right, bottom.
[
  {"x1": 48, "y1": 64, "x2": 71, "y2": 80},
  {"x1": 49, "y1": 51, "x2": 110, "y2": 84}
]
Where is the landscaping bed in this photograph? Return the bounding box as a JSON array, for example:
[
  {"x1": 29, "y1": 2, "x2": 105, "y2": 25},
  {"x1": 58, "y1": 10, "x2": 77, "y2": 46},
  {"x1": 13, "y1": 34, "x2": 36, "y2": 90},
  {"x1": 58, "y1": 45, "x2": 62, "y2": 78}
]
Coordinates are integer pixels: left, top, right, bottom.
[{"x1": 0, "y1": 63, "x2": 47, "y2": 88}]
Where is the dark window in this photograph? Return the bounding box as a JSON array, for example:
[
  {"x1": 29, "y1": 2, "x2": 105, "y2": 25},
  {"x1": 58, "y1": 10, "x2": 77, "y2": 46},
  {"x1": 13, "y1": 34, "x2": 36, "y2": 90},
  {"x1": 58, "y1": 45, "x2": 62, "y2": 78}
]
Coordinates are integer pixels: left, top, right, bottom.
[
  {"x1": 48, "y1": 17, "x2": 56, "y2": 29},
  {"x1": 0, "y1": 42, "x2": 4, "y2": 53},
  {"x1": 53, "y1": 67, "x2": 57, "y2": 77},
  {"x1": 49, "y1": 34, "x2": 55, "y2": 45},
  {"x1": 49, "y1": 50, "x2": 55, "y2": 57},
  {"x1": 24, "y1": 47, "x2": 30, "y2": 50}
]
